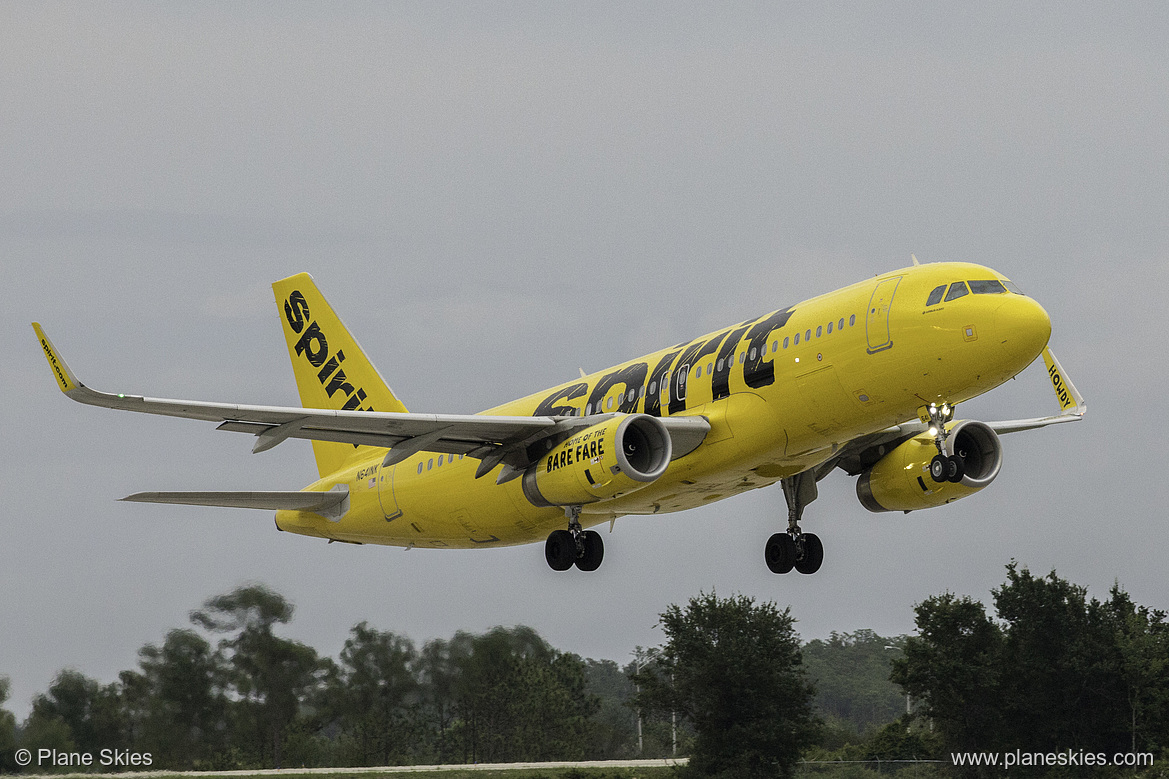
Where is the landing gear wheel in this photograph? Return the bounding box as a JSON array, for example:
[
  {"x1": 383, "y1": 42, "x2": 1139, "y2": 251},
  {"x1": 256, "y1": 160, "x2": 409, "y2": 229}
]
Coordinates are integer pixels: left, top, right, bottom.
[
  {"x1": 545, "y1": 529, "x2": 576, "y2": 571},
  {"x1": 946, "y1": 455, "x2": 965, "y2": 483},
  {"x1": 575, "y1": 530, "x2": 604, "y2": 571},
  {"x1": 930, "y1": 454, "x2": 948, "y2": 483},
  {"x1": 794, "y1": 533, "x2": 824, "y2": 574},
  {"x1": 765, "y1": 532, "x2": 796, "y2": 574}
]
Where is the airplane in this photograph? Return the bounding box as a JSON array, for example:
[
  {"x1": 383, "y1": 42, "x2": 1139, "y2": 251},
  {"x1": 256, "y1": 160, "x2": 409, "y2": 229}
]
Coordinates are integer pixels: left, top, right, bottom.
[{"x1": 33, "y1": 260, "x2": 1084, "y2": 574}]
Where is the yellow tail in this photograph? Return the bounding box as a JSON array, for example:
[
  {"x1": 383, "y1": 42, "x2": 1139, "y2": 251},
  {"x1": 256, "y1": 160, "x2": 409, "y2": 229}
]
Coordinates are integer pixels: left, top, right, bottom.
[{"x1": 272, "y1": 273, "x2": 407, "y2": 477}]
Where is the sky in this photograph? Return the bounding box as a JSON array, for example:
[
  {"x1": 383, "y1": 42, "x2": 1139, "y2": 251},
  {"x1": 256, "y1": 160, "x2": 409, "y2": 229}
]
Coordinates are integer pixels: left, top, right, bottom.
[{"x1": 3, "y1": 3, "x2": 1167, "y2": 720}]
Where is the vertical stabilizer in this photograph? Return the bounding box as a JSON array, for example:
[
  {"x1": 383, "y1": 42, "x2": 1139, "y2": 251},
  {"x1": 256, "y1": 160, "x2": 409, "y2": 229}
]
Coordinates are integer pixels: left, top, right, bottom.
[{"x1": 272, "y1": 273, "x2": 407, "y2": 477}]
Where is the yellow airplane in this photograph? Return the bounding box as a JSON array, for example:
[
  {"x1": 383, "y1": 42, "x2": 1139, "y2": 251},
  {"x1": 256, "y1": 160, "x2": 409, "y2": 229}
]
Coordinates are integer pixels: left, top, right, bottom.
[{"x1": 34, "y1": 260, "x2": 1083, "y2": 574}]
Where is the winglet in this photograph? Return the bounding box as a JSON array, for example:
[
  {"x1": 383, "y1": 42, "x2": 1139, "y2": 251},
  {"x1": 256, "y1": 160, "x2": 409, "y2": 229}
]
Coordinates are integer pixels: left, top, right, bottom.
[
  {"x1": 1041, "y1": 347, "x2": 1085, "y2": 417},
  {"x1": 32, "y1": 323, "x2": 81, "y2": 394}
]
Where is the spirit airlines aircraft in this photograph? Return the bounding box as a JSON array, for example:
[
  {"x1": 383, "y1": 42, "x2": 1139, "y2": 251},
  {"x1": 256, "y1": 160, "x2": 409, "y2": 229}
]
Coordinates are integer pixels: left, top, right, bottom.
[{"x1": 34, "y1": 261, "x2": 1083, "y2": 574}]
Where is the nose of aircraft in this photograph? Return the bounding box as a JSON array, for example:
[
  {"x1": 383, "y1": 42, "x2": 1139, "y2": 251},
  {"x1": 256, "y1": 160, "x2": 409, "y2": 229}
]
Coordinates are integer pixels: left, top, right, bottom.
[{"x1": 994, "y1": 293, "x2": 1052, "y2": 365}]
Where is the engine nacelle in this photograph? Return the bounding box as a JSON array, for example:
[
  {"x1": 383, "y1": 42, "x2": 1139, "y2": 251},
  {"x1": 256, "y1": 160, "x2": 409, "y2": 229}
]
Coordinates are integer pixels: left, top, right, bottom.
[
  {"x1": 522, "y1": 414, "x2": 672, "y2": 507},
  {"x1": 856, "y1": 420, "x2": 1003, "y2": 512}
]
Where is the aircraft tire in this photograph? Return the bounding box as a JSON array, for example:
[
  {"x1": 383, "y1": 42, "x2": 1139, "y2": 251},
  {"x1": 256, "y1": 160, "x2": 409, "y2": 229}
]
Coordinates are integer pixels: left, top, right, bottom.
[
  {"x1": 929, "y1": 455, "x2": 948, "y2": 483},
  {"x1": 765, "y1": 532, "x2": 796, "y2": 574},
  {"x1": 794, "y1": 533, "x2": 824, "y2": 575},
  {"x1": 575, "y1": 530, "x2": 604, "y2": 572},
  {"x1": 946, "y1": 455, "x2": 965, "y2": 483},
  {"x1": 545, "y1": 530, "x2": 576, "y2": 571}
]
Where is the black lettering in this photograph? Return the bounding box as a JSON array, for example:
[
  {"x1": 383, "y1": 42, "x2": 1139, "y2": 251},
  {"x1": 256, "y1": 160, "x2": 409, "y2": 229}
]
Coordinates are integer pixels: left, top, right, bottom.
[
  {"x1": 597, "y1": 439, "x2": 604, "y2": 457},
  {"x1": 341, "y1": 388, "x2": 367, "y2": 411},
  {"x1": 294, "y1": 321, "x2": 329, "y2": 367},
  {"x1": 589, "y1": 440, "x2": 597, "y2": 458},
  {"x1": 317, "y1": 350, "x2": 346, "y2": 383},
  {"x1": 711, "y1": 325, "x2": 751, "y2": 400},
  {"x1": 586, "y1": 362, "x2": 649, "y2": 415},
  {"x1": 534, "y1": 382, "x2": 588, "y2": 417},
  {"x1": 668, "y1": 335, "x2": 726, "y2": 415},
  {"x1": 742, "y1": 308, "x2": 794, "y2": 389},
  {"x1": 326, "y1": 368, "x2": 356, "y2": 399},
  {"x1": 284, "y1": 291, "x2": 310, "y2": 334},
  {"x1": 644, "y1": 350, "x2": 681, "y2": 416}
]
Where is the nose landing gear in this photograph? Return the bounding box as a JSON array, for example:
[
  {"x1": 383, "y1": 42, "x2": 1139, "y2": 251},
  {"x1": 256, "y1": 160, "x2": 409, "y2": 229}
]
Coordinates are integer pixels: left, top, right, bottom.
[
  {"x1": 544, "y1": 505, "x2": 604, "y2": 572},
  {"x1": 925, "y1": 403, "x2": 964, "y2": 483},
  {"x1": 766, "y1": 472, "x2": 824, "y2": 575}
]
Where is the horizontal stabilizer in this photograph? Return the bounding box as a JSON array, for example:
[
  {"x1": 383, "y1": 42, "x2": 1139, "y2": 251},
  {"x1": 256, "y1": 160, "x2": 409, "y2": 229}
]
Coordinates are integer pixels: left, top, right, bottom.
[{"x1": 121, "y1": 488, "x2": 349, "y2": 519}]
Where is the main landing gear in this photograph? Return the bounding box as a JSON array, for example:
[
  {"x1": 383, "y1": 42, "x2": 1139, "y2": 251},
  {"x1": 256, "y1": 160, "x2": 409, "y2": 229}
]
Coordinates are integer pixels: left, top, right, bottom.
[
  {"x1": 545, "y1": 505, "x2": 604, "y2": 572},
  {"x1": 925, "y1": 402, "x2": 964, "y2": 484},
  {"x1": 766, "y1": 472, "x2": 824, "y2": 575}
]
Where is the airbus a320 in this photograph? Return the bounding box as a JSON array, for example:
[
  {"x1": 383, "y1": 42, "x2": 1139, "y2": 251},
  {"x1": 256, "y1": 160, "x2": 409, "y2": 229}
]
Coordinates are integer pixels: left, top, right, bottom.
[{"x1": 34, "y1": 260, "x2": 1084, "y2": 574}]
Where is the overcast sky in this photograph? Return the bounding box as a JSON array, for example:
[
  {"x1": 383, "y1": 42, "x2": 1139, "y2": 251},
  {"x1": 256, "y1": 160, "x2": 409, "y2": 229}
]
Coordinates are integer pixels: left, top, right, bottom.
[{"x1": 3, "y1": 3, "x2": 1167, "y2": 720}]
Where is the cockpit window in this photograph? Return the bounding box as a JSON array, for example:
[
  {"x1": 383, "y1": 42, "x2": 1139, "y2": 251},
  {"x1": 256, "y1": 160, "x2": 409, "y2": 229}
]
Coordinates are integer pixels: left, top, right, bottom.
[
  {"x1": 926, "y1": 285, "x2": 946, "y2": 306},
  {"x1": 969, "y1": 279, "x2": 1007, "y2": 295},
  {"x1": 944, "y1": 281, "x2": 970, "y2": 302},
  {"x1": 1003, "y1": 280, "x2": 1025, "y2": 295}
]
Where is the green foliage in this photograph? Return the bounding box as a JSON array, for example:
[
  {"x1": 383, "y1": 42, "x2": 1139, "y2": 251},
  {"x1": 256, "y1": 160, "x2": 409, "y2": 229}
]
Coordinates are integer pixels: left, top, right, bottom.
[
  {"x1": 634, "y1": 591, "x2": 818, "y2": 779},
  {"x1": 892, "y1": 563, "x2": 1169, "y2": 773},
  {"x1": 1, "y1": 677, "x2": 19, "y2": 773},
  {"x1": 802, "y1": 630, "x2": 910, "y2": 737},
  {"x1": 192, "y1": 583, "x2": 329, "y2": 769}
]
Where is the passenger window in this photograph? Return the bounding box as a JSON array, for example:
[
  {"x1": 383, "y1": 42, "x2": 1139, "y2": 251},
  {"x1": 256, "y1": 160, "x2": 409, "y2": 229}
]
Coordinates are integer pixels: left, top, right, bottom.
[
  {"x1": 838, "y1": 318, "x2": 844, "y2": 330},
  {"x1": 749, "y1": 347, "x2": 757, "y2": 360},
  {"x1": 794, "y1": 333, "x2": 800, "y2": 345},
  {"x1": 944, "y1": 282, "x2": 970, "y2": 302},
  {"x1": 926, "y1": 284, "x2": 946, "y2": 306},
  {"x1": 827, "y1": 321, "x2": 833, "y2": 334},
  {"x1": 969, "y1": 279, "x2": 1006, "y2": 295},
  {"x1": 849, "y1": 314, "x2": 856, "y2": 326},
  {"x1": 783, "y1": 336, "x2": 789, "y2": 349},
  {"x1": 706, "y1": 363, "x2": 713, "y2": 374},
  {"x1": 695, "y1": 366, "x2": 702, "y2": 378},
  {"x1": 586, "y1": 403, "x2": 593, "y2": 414},
  {"x1": 417, "y1": 462, "x2": 423, "y2": 474},
  {"x1": 815, "y1": 325, "x2": 822, "y2": 338},
  {"x1": 606, "y1": 397, "x2": 614, "y2": 410},
  {"x1": 436, "y1": 456, "x2": 443, "y2": 468},
  {"x1": 449, "y1": 454, "x2": 455, "y2": 463},
  {"x1": 772, "y1": 340, "x2": 778, "y2": 352},
  {"x1": 427, "y1": 458, "x2": 433, "y2": 471},
  {"x1": 805, "y1": 329, "x2": 811, "y2": 341},
  {"x1": 739, "y1": 352, "x2": 745, "y2": 364}
]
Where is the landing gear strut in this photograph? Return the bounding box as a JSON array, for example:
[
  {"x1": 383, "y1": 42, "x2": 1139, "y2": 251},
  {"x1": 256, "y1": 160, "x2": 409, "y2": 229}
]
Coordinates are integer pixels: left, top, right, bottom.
[
  {"x1": 766, "y1": 472, "x2": 824, "y2": 575},
  {"x1": 545, "y1": 505, "x2": 604, "y2": 572},
  {"x1": 925, "y1": 403, "x2": 964, "y2": 484}
]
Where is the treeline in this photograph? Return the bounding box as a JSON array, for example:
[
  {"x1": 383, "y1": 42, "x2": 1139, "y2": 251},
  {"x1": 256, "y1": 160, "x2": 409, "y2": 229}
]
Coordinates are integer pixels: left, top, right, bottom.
[
  {"x1": 3, "y1": 564, "x2": 1169, "y2": 777},
  {"x1": 1, "y1": 585, "x2": 645, "y2": 771}
]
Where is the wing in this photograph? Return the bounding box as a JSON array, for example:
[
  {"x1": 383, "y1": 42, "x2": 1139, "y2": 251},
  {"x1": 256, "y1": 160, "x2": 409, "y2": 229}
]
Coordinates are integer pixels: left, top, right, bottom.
[
  {"x1": 33, "y1": 324, "x2": 710, "y2": 480},
  {"x1": 828, "y1": 346, "x2": 1085, "y2": 477},
  {"x1": 121, "y1": 488, "x2": 350, "y2": 519}
]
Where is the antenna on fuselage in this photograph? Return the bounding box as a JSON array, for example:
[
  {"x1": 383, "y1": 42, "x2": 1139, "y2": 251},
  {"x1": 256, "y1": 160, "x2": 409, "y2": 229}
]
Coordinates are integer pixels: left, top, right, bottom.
[{"x1": 911, "y1": 254, "x2": 920, "y2": 266}]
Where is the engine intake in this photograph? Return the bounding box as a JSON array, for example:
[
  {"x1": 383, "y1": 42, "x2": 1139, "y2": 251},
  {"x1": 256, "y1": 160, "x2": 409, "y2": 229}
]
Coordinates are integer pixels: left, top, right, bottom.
[
  {"x1": 857, "y1": 420, "x2": 1003, "y2": 512},
  {"x1": 522, "y1": 414, "x2": 672, "y2": 507}
]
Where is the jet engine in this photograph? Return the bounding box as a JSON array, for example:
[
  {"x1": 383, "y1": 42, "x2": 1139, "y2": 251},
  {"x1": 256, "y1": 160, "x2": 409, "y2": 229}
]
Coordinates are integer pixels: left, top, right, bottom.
[
  {"x1": 522, "y1": 413, "x2": 672, "y2": 507},
  {"x1": 856, "y1": 420, "x2": 1003, "y2": 512}
]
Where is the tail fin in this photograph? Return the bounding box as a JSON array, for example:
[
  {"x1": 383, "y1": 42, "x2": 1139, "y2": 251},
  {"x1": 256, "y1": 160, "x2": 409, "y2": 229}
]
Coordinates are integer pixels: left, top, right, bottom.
[{"x1": 272, "y1": 273, "x2": 407, "y2": 477}]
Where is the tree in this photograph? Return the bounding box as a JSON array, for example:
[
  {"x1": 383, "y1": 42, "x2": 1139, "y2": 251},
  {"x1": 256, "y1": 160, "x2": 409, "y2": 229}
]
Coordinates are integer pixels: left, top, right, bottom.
[
  {"x1": 1, "y1": 677, "x2": 18, "y2": 773},
  {"x1": 892, "y1": 564, "x2": 1169, "y2": 768},
  {"x1": 325, "y1": 621, "x2": 419, "y2": 765},
  {"x1": 191, "y1": 584, "x2": 328, "y2": 768},
  {"x1": 24, "y1": 669, "x2": 128, "y2": 755},
  {"x1": 890, "y1": 593, "x2": 1005, "y2": 756},
  {"x1": 127, "y1": 628, "x2": 227, "y2": 767},
  {"x1": 802, "y1": 630, "x2": 910, "y2": 735},
  {"x1": 633, "y1": 591, "x2": 818, "y2": 779}
]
